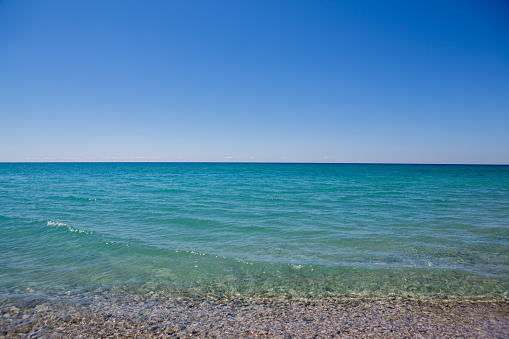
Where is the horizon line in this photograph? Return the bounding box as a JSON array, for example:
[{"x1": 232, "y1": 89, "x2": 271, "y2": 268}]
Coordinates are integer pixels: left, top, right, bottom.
[{"x1": 1, "y1": 161, "x2": 508, "y2": 166}]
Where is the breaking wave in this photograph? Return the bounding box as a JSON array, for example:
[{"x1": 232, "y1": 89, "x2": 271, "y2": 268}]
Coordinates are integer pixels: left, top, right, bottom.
[{"x1": 46, "y1": 220, "x2": 93, "y2": 234}]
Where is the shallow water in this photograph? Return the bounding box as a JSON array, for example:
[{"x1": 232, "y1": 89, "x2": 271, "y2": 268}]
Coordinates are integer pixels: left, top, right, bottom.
[{"x1": 0, "y1": 163, "x2": 508, "y2": 300}]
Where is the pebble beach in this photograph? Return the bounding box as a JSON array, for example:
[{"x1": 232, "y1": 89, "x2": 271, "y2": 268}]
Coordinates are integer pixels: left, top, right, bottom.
[{"x1": 1, "y1": 291, "x2": 508, "y2": 338}]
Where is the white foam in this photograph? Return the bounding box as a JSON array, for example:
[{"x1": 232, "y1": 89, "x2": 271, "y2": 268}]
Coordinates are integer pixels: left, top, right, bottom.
[
  {"x1": 46, "y1": 220, "x2": 93, "y2": 234},
  {"x1": 46, "y1": 221, "x2": 67, "y2": 227}
]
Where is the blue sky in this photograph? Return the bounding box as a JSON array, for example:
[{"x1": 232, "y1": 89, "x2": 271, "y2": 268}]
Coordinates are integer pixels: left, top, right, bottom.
[{"x1": 1, "y1": 0, "x2": 508, "y2": 164}]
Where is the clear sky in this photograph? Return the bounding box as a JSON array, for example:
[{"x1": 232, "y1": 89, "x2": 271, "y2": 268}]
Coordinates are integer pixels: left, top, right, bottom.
[{"x1": 1, "y1": 0, "x2": 508, "y2": 164}]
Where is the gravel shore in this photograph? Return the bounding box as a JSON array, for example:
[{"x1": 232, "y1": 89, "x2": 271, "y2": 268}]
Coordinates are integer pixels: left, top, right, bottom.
[{"x1": 1, "y1": 292, "x2": 508, "y2": 338}]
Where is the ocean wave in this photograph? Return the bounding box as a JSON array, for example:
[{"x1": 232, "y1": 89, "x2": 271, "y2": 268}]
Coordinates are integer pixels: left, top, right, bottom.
[
  {"x1": 46, "y1": 221, "x2": 93, "y2": 234},
  {"x1": 68, "y1": 196, "x2": 98, "y2": 202}
]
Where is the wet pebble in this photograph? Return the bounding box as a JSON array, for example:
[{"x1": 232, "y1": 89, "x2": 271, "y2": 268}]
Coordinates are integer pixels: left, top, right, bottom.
[{"x1": 0, "y1": 293, "x2": 507, "y2": 338}]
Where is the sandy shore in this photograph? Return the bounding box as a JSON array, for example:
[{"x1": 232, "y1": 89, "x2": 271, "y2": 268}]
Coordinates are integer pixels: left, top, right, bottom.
[{"x1": 1, "y1": 292, "x2": 508, "y2": 338}]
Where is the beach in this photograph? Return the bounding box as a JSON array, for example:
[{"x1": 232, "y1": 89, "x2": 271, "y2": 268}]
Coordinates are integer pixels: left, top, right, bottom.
[
  {"x1": 1, "y1": 291, "x2": 508, "y2": 338},
  {"x1": 3, "y1": 0, "x2": 509, "y2": 336}
]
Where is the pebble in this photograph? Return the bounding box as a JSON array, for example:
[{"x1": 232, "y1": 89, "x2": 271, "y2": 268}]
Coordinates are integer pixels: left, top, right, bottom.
[{"x1": 0, "y1": 292, "x2": 507, "y2": 338}]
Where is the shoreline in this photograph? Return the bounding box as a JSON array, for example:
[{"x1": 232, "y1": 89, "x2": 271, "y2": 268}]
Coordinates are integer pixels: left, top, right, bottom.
[{"x1": 1, "y1": 292, "x2": 508, "y2": 338}]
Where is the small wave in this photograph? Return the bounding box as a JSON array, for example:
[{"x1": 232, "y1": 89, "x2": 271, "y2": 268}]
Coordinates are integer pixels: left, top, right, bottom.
[
  {"x1": 69, "y1": 196, "x2": 98, "y2": 202},
  {"x1": 46, "y1": 221, "x2": 93, "y2": 234}
]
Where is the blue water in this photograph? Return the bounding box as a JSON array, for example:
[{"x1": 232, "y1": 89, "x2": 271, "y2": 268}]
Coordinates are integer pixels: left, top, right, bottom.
[{"x1": 1, "y1": 163, "x2": 508, "y2": 300}]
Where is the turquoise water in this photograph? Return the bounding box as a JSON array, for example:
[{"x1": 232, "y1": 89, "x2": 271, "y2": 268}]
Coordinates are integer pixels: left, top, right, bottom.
[{"x1": 0, "y1": 163, "x2": 508, "y2": 300}]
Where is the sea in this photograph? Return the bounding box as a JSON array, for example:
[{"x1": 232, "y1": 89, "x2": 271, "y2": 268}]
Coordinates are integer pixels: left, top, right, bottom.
[{"x1": 1, "y1": 163, "x2": 508, "y2": 302}]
